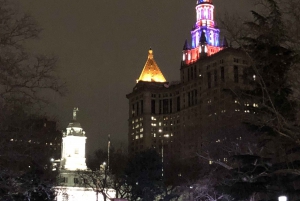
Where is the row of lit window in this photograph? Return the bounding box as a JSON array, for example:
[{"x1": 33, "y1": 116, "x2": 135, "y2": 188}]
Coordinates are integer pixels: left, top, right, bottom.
[
  {"x1": 10, "y1": 139, "x2": 59, "y2": 146},
  {"x1": 209, "y1": 158, "x2": 228, "y2": 165},
  {"x1": 152, "y1": 133, "x2": 173, "y2": 138},
  {"x1": 208, "y1": 108, "x2": 256, "y2": 116},
  {"x1": 135, "y1": 134, "x2": 144, "y2": 139},
  {"x1": 132, "y1": 127, "x2": 143, "y2": 132},
  {"x1": 132, "y1": 117, "x2": 143, "y2": 124}
]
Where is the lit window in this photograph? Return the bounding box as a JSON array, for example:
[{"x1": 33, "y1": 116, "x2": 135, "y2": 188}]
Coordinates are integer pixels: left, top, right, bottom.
[
  {"x1": 154, "y1": 133, "x2": 156, "y2": 137},
  {"x1": 159, "y1": 122, "x2": 162, "y2": 126},
  {"x1": 209, "y1": 160, "x2": 213, "y2": 165},
  {"x1": 253, "y1": 75, "x2": 256, "y2": 80},
  {"x1": 140, "y1": 128, "x2": 143, "y2": 132},
  {"x1": 188, "y1": 53, "x2": 191, "y2": 60},
  {"x1": 140, "y1": 134, "x2": 143, "y2": 138},
  {"x1": 182, "y1": 53, "x2": 185, "y2": 61},
  {"x1": 159, "y1": 129, "x2": 162, "y2": 133},
  {"x1": 10, "y1": 139, "x2": 13, "y2": 141},
  {"x1": 135, "y1": 135, "x2": 139, "y2": 139}
]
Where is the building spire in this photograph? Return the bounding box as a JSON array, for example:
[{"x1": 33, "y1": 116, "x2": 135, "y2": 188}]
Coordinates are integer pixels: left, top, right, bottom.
[
  {"x1": 183, "y1": 39, "x2": 190, "y2": 50},
  {"x1": 73, "y1": 107, "x2": 79, "y2": 121},
  {"x1": 148, "y1": 47, "x2": 153, "y2": 59},
  {"x1": 137, "y1": 48, "x2": 167, "y2": 83},
  {"x1": 197, "y1": 0, "x2": 212, "y2": 4}
]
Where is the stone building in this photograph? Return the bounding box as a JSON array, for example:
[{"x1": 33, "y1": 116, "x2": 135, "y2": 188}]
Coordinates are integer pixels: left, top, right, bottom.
[{"x1": 127, "y1": 0, "x2": 254, "y2": 161}]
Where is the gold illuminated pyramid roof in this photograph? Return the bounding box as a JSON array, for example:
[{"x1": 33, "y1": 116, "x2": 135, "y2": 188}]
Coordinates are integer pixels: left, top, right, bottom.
[{"x1": 137, "y1": 48, "x2": 167, "y2": 83}]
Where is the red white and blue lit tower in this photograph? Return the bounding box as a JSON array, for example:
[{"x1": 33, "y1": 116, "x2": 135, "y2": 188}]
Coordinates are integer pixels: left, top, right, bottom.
[{"x1": 182, "y1": 0, "x2": 224, "y2": 65}]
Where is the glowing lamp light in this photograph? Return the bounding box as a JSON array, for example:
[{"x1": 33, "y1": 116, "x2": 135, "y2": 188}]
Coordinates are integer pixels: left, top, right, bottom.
[{"x1": 278, "y1": 196, "x2": 287, "y2": 201}]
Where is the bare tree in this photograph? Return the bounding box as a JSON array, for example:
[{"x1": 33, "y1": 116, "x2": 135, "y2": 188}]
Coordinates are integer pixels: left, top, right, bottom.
[
  {"x1": 77, "y1": 165, "x2": 114, "y2": 201},
  {"x1": 0, "y1": 0, "x2": 65, "y2": 200},
  {"x1": 0, "y1": 0, "x2": 65, "y2": 105}
]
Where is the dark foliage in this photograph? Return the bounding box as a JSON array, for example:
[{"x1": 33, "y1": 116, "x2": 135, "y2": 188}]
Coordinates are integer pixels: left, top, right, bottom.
[
  {"x1": 217, "y1": 0, "x2": 300, "y2": 200},
  {"x1": 124, "y1": 149, "x2": 163, "y2": 201}
]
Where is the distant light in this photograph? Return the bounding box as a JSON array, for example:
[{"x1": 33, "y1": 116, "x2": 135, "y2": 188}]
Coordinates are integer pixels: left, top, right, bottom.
[
  {"x1": 50, "y1": 158, "x2": 54, "y2": 162},
  {"x1": 103, "y1": 162, "x2": 106, "y2": 166},
  {"x1": 278, "y1": 196, "x2": 287, "y2": 201}
]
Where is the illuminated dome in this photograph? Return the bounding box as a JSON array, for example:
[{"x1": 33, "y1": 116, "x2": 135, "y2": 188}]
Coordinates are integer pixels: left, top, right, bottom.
[
  {"x1": 65, "y1": 108, "x2": 85, "y2": 136},
  {"x1": 137, "y1": 48, "x2": 167, "y2": 83}
]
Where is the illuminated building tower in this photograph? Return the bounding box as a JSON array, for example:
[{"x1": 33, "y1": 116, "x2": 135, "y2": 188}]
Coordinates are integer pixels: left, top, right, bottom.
[
  {"x1": 60, "y1": 108, "x2": 87, "y2": 171},
  {"x1": 127, "y1": 0, "x2": 251, "y2": 162},
  {"x1": 127, "y1": 49, "x2": 177, "y2": 156},
  {"x1": 56, "y1": 108, "x2": 116, "y2": 201},
  {"x1": 182, "y1": 0, "x2": 223, "y2": 65}
]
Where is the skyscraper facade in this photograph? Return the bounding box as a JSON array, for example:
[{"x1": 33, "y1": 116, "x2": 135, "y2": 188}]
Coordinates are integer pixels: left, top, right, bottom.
[{"x1": 127, "y1": 0, "x2": 251, "y2": 160}]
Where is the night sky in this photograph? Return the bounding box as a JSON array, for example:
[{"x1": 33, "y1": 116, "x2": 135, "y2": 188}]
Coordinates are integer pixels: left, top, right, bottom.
[{"x1": 17, "y1": 0, "x2": 254, "y2": 154}]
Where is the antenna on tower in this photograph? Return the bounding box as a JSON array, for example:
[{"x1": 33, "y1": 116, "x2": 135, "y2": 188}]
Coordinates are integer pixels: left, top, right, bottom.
[{"x1": 108, "y1": 134, "x2": 110, "y2": 171}]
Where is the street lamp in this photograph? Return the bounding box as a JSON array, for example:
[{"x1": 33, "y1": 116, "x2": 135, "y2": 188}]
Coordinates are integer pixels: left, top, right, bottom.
[{"x1": 278, "y1": 195, "x2": 287, "y2": 201}]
